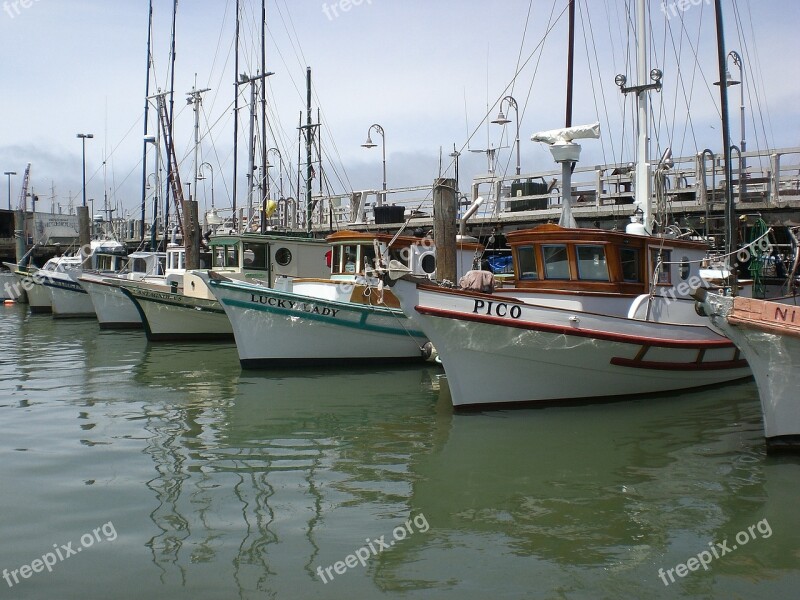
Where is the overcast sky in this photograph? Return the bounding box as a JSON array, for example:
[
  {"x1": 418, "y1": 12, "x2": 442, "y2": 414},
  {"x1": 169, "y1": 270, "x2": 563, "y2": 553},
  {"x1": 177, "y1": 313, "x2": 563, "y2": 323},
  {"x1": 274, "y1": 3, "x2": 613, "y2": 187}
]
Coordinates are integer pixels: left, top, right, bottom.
[{"x1": 0, "y1": 0, "x2": 798, "y2": 220}]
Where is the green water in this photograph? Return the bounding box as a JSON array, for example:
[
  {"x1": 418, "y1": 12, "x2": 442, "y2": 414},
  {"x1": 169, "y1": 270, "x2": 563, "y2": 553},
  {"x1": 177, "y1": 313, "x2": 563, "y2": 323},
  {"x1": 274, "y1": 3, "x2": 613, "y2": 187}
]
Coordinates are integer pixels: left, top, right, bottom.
[{"x1": 1, "y1": 303, "x2": 798, "y2": 599}]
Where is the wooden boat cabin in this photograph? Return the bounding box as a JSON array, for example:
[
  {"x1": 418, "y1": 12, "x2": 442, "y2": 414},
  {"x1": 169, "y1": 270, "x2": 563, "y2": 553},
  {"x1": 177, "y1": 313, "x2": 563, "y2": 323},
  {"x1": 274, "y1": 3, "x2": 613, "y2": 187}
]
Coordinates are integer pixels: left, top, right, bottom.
[{"x1": 505, "y1": 224, "x2": 709, "y2": 300}]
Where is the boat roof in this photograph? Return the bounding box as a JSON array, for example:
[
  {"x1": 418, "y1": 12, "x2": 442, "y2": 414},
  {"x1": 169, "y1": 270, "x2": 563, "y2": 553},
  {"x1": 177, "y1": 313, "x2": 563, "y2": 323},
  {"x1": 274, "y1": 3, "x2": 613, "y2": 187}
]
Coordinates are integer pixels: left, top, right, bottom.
[
  {"x1": 326, "y1": 229, "x2": 483, "y2": 251},
  {"x1": 209, "y1": 232, "x2": 324, "y2": 247},
  {"x1": 506, "y1": 224, "x2": 708, "y2": 250}
]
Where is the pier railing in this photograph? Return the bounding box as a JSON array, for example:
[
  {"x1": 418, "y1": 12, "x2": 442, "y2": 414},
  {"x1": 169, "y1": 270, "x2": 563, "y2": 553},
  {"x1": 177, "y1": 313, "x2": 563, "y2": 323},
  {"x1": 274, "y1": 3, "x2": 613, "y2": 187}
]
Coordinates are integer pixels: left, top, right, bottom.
[{"x1": 305, "y1": 146, "x2": 800, "y2": 231}]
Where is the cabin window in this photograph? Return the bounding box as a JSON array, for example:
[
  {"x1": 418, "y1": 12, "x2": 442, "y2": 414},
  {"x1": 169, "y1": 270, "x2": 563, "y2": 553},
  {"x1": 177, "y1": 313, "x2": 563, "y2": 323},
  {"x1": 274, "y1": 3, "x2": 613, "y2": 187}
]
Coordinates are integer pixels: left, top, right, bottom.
[
  {"x1": 651, "y1": 249, "x2": 671, "y2": 284},
  {"x1": 680, "y1": 256, "x2": 690, "y2": 280},
  {"x1": 132, "y1": 258, "x2": 148, "y2": 274},
  {"x1": 213, "y1": 245, "x2": 239, "y2": 269},
  {"x1": 157, "y1": 257, "x2": 166, "y2": 275},
  {"x1": 516, "y1": 245, "x2": 538, "y2": 280},
  {"x1": 332, "y1": 244, "x2": 359, "y2": 274},
  {"x1": 543, "y1": 245, "x2": 570, "y2": 280},
  {"x1": 242, "y1": 242, "x2": 269, "y2": 271},
  {"x1": 576, "y1": 245, "x2": 609, "y2": 281},
  {"x1": 362, "y1": 245, "x2": 377, "y2": 271},
  {"x1": 619, "y1": 248, "x2": 641, "y2": 282},
  {"x1": 96, "y1": 255, "x2": 114, "y2": 271}
]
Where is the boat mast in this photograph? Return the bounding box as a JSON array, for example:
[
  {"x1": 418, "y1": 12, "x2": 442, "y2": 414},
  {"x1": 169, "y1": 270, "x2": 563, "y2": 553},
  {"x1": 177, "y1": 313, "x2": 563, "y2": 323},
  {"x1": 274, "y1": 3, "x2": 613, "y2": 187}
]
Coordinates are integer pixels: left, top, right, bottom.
[
  {"x1": 260, "y1": 0, "x2": 269, "y2": 234},
  {"x1": 565, "y1": 0, "x2": 575, "y2": 128},
  {"x1": 233, "y1": 0, "x2": 240, "y2": 233},
  {"x1": 634, "y1": 0, "x2": 651, "y2": 231},
  {"x1": 305, "y1": 67, "x2": 313, "y2": 234},
  {"x1": 559, "y1": 0, "x2": 577, "y2": 228},
  {"x1": 714, "y1": 0, "x2": 738, "y2": 286},
  {"x1": 139, "y1": 0, "x2": 153, "y2": 244},
  {"x1": 164, "y1": 0, "x2": 178, "y2": 249}
]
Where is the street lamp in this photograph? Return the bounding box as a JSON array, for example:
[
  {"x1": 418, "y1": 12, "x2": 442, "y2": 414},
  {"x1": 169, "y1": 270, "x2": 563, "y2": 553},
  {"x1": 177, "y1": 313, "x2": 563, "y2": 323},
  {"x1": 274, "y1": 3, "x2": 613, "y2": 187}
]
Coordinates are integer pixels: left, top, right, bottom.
[
  {"x1": 76, "y1": 133, "x2": 94, "y2": 208},
  {"x1": 714, "y1": 50, "x2": 745, "y2": 189},
  {"x1": 199, "y1": 162, "x2": 215, "y2": 209},
  {"x1": 3, "y1": 171, "x2": 16, "y2": 210},
  {"x1": 492, "y1": 95, "x2": 521, "y2": 176},
  {"x1": 361, "y1": 124, "x2": 386, "y2": 204}
]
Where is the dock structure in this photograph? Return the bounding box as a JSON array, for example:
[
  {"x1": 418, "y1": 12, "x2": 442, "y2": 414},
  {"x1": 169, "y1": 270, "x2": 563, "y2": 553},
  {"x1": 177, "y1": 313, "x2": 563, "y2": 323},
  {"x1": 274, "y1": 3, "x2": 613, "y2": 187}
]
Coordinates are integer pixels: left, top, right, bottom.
[
  {"x1": 2, "y1": 146, "x2": 798, "y2": 266},
  {"x1": 300, "y1": 146, "x2": 800, "y2": 241}
]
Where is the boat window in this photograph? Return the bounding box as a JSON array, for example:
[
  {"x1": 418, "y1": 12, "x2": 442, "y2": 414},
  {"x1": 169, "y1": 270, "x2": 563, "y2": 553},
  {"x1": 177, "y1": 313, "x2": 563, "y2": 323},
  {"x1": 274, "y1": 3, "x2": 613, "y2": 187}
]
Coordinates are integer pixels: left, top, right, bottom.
[
  {"x1": 619, "y1": 247, "x2": 641, "y2": 282},
  {"x1": 242, "y1": 242, "x2": 269, "y2": 271},
  {"x1": 576, "y1": 245, "x2": 609, "y2": 281},
  {"x1": 96, "y1": 255, "x2": 114, "y2": 271},
  {"x1": 132, "y1": 258, "x2": 148, "y2": 273},
  {"x1": 212, "y1": 245, "x2": 238, "y2": 269},
  {"x1": 680, "y1": 256, "x2": 690, "y2": 280},
  {"x1": 651, "y1": 249, "x2": 671, "y2": 284},
  {"x1": 157, "y1": 257, "x2": 166, "y2": 275},
  {"x1": 362, "y1": 244, "x2": 377, "y2": 271},
  {"x1": 516, "y1": 245, "x2": 538, "y2": 280},
  {"x1": 543, "y1": 245, "x2": 570, "y2": 280},
  {"x1": 275, "y1": 247, "x2": 292, "y2": 266},
  {"x1": 332, "y1": 244, "x2": 359, "y2": 274}
]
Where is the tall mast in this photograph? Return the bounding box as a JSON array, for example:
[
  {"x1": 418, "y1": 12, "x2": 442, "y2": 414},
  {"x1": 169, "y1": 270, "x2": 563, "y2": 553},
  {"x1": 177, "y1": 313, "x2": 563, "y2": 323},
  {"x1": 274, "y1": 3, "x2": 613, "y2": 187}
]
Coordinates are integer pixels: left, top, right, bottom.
[
  {"x1": 260, "y1": 0, "x2": 268, "y2": 234},
  {"x1": 165, "y1": 0, "x2": 178, "y2": 247},
  {"x1": 565, "y1": 0, "x2": 575, "y2": 128},
  {"x1": 714, "y1": 0, "x2": 737, "y2": 283},
  {"x1": 233, "y1": 0, "x2": 240, "y2": 232},
  {"x1": 634, "y1": 0, "x2": 651, "y2": 230},
  {"x1": 139, "y1": 0, "x2": 153, "y2": 244},
  {"x1": 305, "y1": 67, "x2": 313, "y2": 234}
]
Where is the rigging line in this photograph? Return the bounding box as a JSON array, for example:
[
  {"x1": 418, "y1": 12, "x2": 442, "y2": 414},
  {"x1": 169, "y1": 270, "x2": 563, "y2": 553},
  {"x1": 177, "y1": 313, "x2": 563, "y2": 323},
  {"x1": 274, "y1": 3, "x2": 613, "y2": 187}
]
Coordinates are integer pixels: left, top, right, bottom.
[
  {"x1": 578, "y1": 0, "x2": 611, "y2": 164},
  {"x1": 199, "y1": 105, "x2": 233, "y2": 208},
  {"x1": 386, "y1": 3, "x2": 572, "y2": 249},
  {"x1": 741, "y1": 0, "x2": 775, "y2": 152},
  {"x1": 670, "y1": 3, "x2": 702, "y2": 156},
  {"x1": 735, "y1": 1, "x2": 770, "y2": 168},
  {"x1": 494, "y1": 0, "x2": 534, "y2": 180}
]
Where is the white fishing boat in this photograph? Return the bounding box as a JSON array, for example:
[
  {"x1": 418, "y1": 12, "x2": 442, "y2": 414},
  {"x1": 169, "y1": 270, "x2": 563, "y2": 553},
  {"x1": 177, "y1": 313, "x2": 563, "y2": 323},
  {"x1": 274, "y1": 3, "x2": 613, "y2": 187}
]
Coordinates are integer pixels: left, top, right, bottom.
[
  {"x1": 42, "y1": 239, "x2": 128, "y2": 318},
  {"x1": 3, "y1": 256, "x2": 82, "y2": 314},
  {"x1": 120, "y1": 233, "x2": 329, "y2": 341},
  {"x1": 78, "y1": 249, "x2": 169, "y2": 329},
  {"x1": 389, "y1": 224, "x2": 750, "y2": 407},
  {"x1": 205, "y1": 230, "x2": 481, "y2": 367},
  {"x1": 695, "y1": 289, "x2": 800, "y2": 452}
]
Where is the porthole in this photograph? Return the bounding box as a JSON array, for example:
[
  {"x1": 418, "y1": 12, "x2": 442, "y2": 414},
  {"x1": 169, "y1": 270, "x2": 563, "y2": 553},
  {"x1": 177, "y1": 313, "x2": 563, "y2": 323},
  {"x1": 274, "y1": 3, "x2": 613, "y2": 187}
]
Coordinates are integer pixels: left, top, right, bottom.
[
  {"x1": 421, "y1": 253, "x2": 436, "y2": 274},
  {"x1": 275, "y1": 248, "x2": 292, "y2": 266}
]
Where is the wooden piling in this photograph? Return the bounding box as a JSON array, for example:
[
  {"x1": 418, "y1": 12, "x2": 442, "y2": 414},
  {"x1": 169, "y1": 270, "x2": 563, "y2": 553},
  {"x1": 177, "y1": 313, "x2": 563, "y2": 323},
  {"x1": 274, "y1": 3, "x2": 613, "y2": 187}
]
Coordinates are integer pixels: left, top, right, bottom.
[
  {"x1": 433, "y1": 177, "x2": 457, "y2": 283},
  {"x1": 183, "y1": 199, "x2": 200, "y2": 270}
]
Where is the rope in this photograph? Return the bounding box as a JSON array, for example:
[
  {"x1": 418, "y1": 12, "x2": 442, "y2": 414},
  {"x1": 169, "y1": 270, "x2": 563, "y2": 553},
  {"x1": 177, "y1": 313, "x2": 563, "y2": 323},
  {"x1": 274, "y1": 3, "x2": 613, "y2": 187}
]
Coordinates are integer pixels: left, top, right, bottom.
[{"x1": 658, "y1": 227, "x2": 773, "y2": 265}]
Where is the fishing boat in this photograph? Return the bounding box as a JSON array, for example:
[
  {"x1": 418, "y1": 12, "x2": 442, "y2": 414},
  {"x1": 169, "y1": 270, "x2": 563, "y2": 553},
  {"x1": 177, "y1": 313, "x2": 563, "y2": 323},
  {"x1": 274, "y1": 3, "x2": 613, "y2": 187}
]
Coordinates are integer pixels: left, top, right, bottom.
[
  {"x1": 78, "y1": 249, "x2": 172, "y2": 329},
  {"x1": 205, "y1": 230, "x2": 481, "y2": 367},
  {"x1": 120, "y1": 233, "x2": 328, "y2": 341},
  {"x1": 695, "y1": 289, "x2": 800, "y2": 452},
  {"x1": 42, "y1": 239, "x2": 128, "y2": 318},
  {"x1": 3, "y1": 256, "x2": 83, "y2": 314},
  {"x1": 389, "y1": 223, "x2": 750, "y2": 407}
]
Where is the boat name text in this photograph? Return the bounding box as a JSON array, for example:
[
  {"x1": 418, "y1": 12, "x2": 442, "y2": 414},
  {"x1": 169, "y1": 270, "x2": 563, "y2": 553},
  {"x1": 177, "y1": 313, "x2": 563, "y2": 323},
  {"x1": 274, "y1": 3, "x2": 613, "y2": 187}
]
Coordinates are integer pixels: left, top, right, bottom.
[
  {"x1": 250, "y1": 294, "x2": 340, "y2": 318},
  {"x1": 472, "y1": 299, "x2": 522, "y2": 319}
]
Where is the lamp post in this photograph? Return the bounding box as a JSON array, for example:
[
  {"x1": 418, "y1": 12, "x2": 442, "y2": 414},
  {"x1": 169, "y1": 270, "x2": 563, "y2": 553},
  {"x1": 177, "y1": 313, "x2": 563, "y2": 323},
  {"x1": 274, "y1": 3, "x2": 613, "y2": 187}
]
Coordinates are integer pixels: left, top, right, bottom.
[
  {"x1": 199, "y1": 162, "x2": 215, "y2": 209},
  {"x1": 76, "y1": 133, "x2": 94, "y2": 208},
  {"x1": 266, "y1": 148, "x2": 284, "y2": 199},
  {"x1": 729, "y1": 51, "x2": 745, "y2": 173},
  {"x1": 3, "y1": 171, "x2": 16, "y2": 210},
  {"x1": 491, "y1": 96, "x2": 521, "y2": 176},
  {"x1": 361, "y1": 124, "x2": 386, "y2": 204}
]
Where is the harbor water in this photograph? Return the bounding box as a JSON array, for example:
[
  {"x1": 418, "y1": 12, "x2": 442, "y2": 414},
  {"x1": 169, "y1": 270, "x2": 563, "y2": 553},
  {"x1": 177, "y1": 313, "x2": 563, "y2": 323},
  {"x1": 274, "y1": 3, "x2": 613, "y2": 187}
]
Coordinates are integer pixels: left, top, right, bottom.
[{"x1": 1, "y1": 303, "x2": 798, "y2": 599}]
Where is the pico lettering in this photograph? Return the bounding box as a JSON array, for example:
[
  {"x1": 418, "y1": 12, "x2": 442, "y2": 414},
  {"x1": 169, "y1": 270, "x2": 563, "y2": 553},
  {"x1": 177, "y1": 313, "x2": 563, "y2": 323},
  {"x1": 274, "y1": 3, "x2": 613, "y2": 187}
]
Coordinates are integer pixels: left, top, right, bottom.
[{"x1": 472, "y1": 299, "x2": 521, "y2": 319}]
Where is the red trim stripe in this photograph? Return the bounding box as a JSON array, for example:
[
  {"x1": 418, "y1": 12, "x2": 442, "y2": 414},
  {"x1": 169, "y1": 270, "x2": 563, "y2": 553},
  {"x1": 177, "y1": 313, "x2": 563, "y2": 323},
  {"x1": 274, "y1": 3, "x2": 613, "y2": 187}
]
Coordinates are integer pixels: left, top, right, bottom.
[
  {"x1": 610, "y1": 357, "x2": 748, "y2": 371},
  {"x1": 415, "y1": 306, "x2": 735, "y2": 349}
]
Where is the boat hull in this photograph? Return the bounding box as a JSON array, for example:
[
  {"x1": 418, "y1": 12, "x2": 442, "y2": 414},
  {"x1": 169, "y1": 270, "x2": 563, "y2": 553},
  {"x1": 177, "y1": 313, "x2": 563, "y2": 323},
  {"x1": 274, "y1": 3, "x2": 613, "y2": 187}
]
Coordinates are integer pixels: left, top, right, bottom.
[
  {"x1": 207, "y1": 277, "x2": 428, "y2": 367},
  {"x1": 44, "y1": 275, "x2": 96, "y2": 318},
  {"x1": 699, "y1": 293, "x2": 800, "y2": 452},
  {"x1": 1, "y1": 271, "x2": 26, "y2": 302},
  {"x1": 79, "y1": 276, "x2": 142, "y2": 329},
  {"x1": 120, "y1": 285, "x2": 233, "y2": 341},
  {"x1": 392, "y1": 278, "x2": 750, "y2": 407}
]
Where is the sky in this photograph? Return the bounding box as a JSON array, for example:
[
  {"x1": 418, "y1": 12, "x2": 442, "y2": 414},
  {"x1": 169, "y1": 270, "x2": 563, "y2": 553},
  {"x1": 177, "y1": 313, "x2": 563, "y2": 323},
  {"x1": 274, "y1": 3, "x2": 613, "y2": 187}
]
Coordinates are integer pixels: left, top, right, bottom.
[{"x1": 0, "y1": 0, "x2": 798, "y2": 221}]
